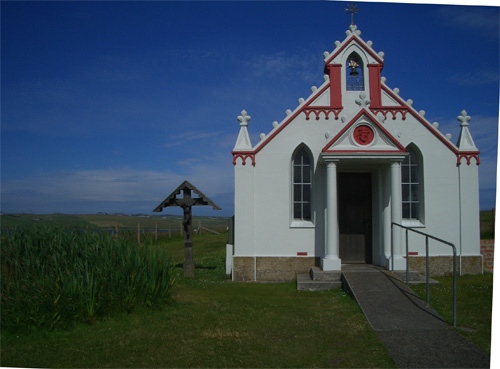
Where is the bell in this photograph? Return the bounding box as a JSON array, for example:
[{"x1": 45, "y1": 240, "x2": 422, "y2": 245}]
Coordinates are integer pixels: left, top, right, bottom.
[{"x1": 348, "y1": 59, "x2": 359, "y2": 76}]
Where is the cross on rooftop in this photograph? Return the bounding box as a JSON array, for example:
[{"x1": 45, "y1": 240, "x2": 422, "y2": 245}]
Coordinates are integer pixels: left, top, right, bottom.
[{"x1": 345, "y1": 2, "x2": 360, "y2": 26}]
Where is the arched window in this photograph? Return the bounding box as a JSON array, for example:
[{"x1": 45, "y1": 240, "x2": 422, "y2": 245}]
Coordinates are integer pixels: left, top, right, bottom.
[
  {"x1": 292, "y1": 146, "x2": 312, "y2": 221},
  {"x1": 346, "y1": 53, "x2": 364, "y2": 91},
  {"x1": 402, "y1": 146, "x2": 423, "y2": 221}
]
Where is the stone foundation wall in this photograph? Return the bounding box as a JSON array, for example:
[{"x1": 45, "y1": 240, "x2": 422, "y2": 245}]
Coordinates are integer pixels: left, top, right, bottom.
[
  {"x1": 407, "y1": 255, "x2": 483, "y2": 277},
  {"x1": 232, "y1": 256, "x2": 319, "y2": 282},
  {"x1": 233, "y1": 253, "x2": 487, "y2": 281},
  {"x1": 480, "y1": 239, "x2": 494, "y2": 273},
  {"x1": 232, "y1": 257, "x2": 255, "y2": 282}
]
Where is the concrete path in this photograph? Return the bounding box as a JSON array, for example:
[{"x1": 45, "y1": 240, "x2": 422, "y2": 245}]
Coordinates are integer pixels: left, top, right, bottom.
[{"x1": 341, "y1": 264, "x2": 490, "y2": 368}]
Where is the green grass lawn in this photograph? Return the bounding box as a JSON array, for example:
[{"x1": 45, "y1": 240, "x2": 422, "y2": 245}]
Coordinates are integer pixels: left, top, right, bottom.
[
  {"x1": 0, "y1": 213, "x2": 230, "y2": 233},
  {"x1": 2, "y1": 229, "x2": 493, "y2": 367},
  {"x1": 411, "y1": 273, "x2": 493, "y2": 354},
  {"x1": 1, "y1": 233, "x2": 396, "y2": 368},
  {"x1": 480, "y1": 209, "x2": 495, "y2": 239}
]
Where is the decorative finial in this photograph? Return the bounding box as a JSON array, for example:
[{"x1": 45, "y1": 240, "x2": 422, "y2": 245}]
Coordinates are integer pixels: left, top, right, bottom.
[
  {"x1": 457, "y1": 109, "x2": 478, "y2": 151},
  {"x1": 237, "y1": 110, "x2": 251, "y2": 126},
  {"x1": 345, "y1": 2, "x2": 360, "y2": 26},
  {"x1": 458, "y1": 110, "x2": 471, "y2": 126},
  {"x1": 234, "y1": 110, "x2": 253, "y2": 151}
]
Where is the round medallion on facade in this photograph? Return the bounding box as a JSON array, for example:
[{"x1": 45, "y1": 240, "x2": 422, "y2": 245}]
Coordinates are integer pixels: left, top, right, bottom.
[{"x1": 353, "y1": 125, "x2": 374, "y2": 145}]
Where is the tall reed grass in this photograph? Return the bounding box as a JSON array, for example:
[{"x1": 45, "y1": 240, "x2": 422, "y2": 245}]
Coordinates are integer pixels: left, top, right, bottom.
[{"x1": 1, "y1": 226, "x2": 175, "y2": 332}]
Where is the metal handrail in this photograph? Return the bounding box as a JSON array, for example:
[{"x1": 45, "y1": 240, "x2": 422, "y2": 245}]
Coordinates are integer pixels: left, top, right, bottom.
[{"x1": 391, "y1": 222, "x2": 457, "y2": 327}]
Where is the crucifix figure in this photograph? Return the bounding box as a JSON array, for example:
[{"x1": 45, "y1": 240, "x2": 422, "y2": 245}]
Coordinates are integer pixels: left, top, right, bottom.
[
  {"x1": 154, "y1": 181, "x2": 221, "y2": 278},
  {"x1": 345, "y1": 2, "x2": 360, "y2": 26}
]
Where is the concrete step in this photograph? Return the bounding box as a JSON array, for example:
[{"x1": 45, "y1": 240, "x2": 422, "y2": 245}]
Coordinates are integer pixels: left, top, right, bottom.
[
  {"x1": 309, "y1": 266, "x2": 341, "y2": 281},
  {"x1": 297, "y1": 273, "x2": 342, "y2": 291},
  {"x1": 297, "y1": 272, "x2": 341, "y2": 291}
]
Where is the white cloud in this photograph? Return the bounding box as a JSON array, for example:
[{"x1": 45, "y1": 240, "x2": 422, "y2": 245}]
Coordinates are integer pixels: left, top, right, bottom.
[
  {"x1": 437, "y1": 5, "x2": 499, "y2": 35},
  {"x1": 244, "y1": 51, "x2": 321, "y2": 84},
  {"x1": 465, "y1": 115, "x2": 499, "y2": 154},
  {"x1": 1, "y1": 164, "x2": 235, "y2": 215},
  {"x1": 448, "y1": 70, "x2": 499, "y2": 86},
  {"x1": 163, "y1": 131, "x2": 226, "y2": 148}
]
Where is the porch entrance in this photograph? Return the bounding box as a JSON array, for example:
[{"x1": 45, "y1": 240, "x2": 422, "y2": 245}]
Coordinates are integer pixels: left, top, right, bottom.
[{"x1": 338, "y1": 172, "x2": 372, "y2": 263}]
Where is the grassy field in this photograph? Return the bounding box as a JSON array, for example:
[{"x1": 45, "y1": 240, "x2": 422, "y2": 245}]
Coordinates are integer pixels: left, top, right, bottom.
[
  {"x1": 2, "y1": 209, "x2": 493, "y2": 238},
  {"x1": 411, "y1": 274, "x2": 493, "y2": 354},
  {"x1": 480, "y1": 209, "x2": 495, "y2": 239},
  {"x1": 1, "y1": 232, "x2": 396, "y2": 368},
  {"x1": 0, "y1": 213, "x2": 230, "y2": 234},
  {"x1": 1, "y1": 227, "x2": 175, "y2": 332},
  {"x1": 1, "y1": 214, "x2": 493, "y2": 367}
]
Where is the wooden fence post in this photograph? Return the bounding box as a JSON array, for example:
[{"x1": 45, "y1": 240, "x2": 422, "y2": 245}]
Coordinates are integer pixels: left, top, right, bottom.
[
  {"x1": 137, "y1": 223, "x2": 140, "y2": 244},
  {"x1": 155, "y1": 221, "x2": 158, "y2": 241},
  {"x1": 168, "y1": 221, "x2": 172, "y2": 239}
]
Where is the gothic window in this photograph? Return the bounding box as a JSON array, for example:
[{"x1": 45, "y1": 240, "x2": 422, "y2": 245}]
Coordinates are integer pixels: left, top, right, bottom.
[
  {"x1": 346, "y1": 53, "x2": 364, "y2": 91},
  {"x1": 292, "y1": 146, "x2": 312, "y2": 221},
  {"x1": 402, "y1": 146, "x2": 423, "y2": 221}
]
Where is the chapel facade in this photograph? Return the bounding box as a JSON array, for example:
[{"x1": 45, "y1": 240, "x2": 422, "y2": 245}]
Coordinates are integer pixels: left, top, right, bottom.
[{"x1": 228, "y1": 23, "x2": 482, "y2": 282}]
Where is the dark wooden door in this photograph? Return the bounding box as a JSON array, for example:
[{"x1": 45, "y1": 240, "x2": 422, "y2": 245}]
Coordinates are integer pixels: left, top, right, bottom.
[{"x1": 338, "y1": 173, "x2": 372, "y2": 263}]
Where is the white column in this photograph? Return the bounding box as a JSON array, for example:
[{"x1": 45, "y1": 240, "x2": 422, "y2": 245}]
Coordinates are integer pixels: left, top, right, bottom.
[
  {"x1": 322, "y1": 161, "x2": 341, "y2": 271},
  {"x1": 383, "y1": 165, "x2": 392, "y2": 267},
  {"x1": 390, "y1": 160, "x2": 406, "y2": 270}
]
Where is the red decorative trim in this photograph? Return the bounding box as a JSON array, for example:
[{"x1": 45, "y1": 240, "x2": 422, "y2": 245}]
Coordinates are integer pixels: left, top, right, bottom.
[
  {"x1": 252, "y1": 108, "x2": 303, "y2": 155},
  {"x1": 353, "y1": 125, "x2": 374, "y2": 145},
  {"x1": 232, "y1": 152, "x2": 256, "y2": 166},
  {"x1": 325, "y1": 64, "x2": 343, "y2": 108},
  {"x1": 370, "y1": 107, "x2": 409, "y2": 120},
  {"x1": 408, "y1": 252, "x2": 419, "y2": 256},
  {"x1": 457, "y1": 153, "x2": 480, "y2": 166},
  {"x1": 322, "y1": 109, "x2": 406, "y2": 153},
  {"x1": 378, "y1": 84, "x2": 465, "y2": 156},
  {"x1": 301, "y1": 75, "x2": 343, "y2": 121},
  {"x1": 248, "y1": 82, "x2": 340, "y2": 156},
  {"x1": 303, "y1": 107, "x2": 343, "y2": 120},
  {"x1": 297, "y1": 252, "x2": 308, "y2": 256},
  {"x1": 368, "y1": 64, "x2": 382, "y2": 107},
  {"x1": 369, "y1": 76, "x2": 409, "y2": 120},
  {"x1": 324, "y1": 36, "x2": 384, "y2": 66},
  {"x1": 325, "y1": 149, "x2": 406, "y2": 154}
]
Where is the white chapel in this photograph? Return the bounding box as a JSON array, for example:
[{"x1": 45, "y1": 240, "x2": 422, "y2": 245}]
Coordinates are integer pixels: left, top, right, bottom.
[{"x1": 228, "y1": 21, "x2": 482, "y2": 282}]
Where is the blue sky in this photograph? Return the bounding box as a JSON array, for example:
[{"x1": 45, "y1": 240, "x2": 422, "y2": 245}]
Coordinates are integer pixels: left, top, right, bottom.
[{"x1": 1, "y1": 1, "x2": 499, "y2": 216}]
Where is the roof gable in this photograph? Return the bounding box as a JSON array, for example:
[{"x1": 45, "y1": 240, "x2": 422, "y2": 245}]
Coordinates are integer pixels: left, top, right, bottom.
[
  {"x1": 249, "y1": 80, "x2": 333, "y2": 154},
  {"x1": 324, "y1": 25, "x2": 384, "y2": 68},
  {"x1": 322, "y1": 109, "x2": 405, "y2": 154},
  {"x1": 232, "y1": 24, "x2": 478, "y2": 167}
]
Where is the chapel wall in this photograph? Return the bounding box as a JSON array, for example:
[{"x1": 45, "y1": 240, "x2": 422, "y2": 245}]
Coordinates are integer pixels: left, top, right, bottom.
[
  {"x1": 481, "y1": 239, "x2": 494, "y2": 273},
  {"x1": 387, "y1": 113, "x2": 465, "y2": 254},
  {"x1": 251, "y1": 131, "x2": 320, "y2": 257},
  {"x1": 233, "y1": 161, "x2": 255, "y2": 257}
]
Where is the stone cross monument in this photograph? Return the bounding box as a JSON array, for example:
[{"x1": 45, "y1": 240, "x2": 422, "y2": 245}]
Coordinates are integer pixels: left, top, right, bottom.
[{"x1": 153, "y1": 180, "x2": 221, "y2": 278}]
